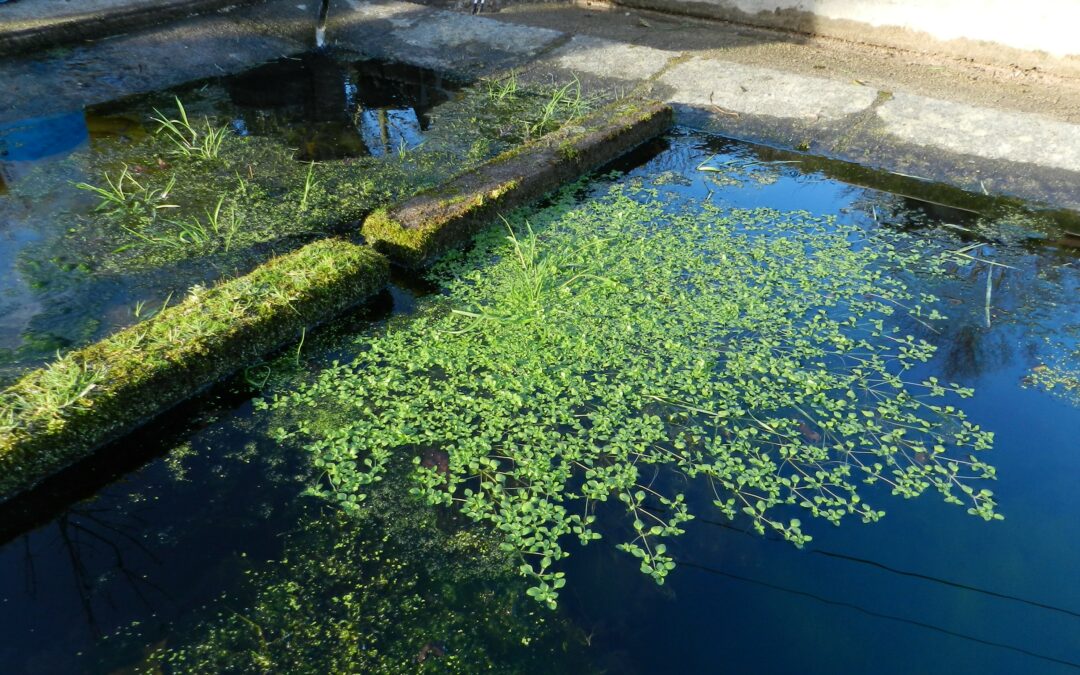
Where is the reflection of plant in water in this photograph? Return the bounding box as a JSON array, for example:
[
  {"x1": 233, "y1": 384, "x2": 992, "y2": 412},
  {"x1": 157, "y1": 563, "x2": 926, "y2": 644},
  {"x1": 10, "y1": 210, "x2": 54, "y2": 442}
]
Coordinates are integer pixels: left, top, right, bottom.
[
  {"x1": 861, "y1": 191, "x2": 1080, "y2": 393},
  {"x1": 125, "y1": 480, "x2": 595, "y2": 674},
  {"x1": 1026, "y1": 346, "x2": 1080, "y2": 407},
  {"x1": 266, "y1": 183, "x2": 998, "y2": 608},
  {"x1": 696, "y1": 154, "x2": 787, "y2": 188}
]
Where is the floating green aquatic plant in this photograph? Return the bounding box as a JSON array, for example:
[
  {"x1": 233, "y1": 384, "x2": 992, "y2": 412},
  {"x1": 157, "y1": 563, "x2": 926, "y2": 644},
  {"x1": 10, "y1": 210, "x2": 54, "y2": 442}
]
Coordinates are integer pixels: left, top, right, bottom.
[
  {"x1": 1027, "y1": 351, "x2": 1080, "y2": 407},
  {"x1": 266, "y1": 182, "x2": 999, "y2": 608}
]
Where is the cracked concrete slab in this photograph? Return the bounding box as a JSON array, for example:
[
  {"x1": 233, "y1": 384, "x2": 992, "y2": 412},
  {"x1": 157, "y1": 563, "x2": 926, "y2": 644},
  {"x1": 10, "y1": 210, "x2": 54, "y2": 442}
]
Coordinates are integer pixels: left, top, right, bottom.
[
  {"x1": 659, "y1": 56, "x2": 879, "y2": 120},
  {"x1": 550, "y1": 35, "x2": 676, "y2": 82},
  {"x1": 332, "y1": 0, "x2": 563, "y2": 78},
  {"x1": 877, "y1": 93, "x2": 1080, "y2": 174},
  {"x1": 4, "y1": 0, "x2": 1080, "y2": 212}
]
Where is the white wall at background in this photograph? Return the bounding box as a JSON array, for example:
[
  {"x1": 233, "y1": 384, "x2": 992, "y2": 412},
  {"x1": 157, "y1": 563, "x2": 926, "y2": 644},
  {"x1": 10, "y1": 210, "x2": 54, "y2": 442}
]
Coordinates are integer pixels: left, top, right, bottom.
[{"x1": 638, "y1": 0, "x2": 1080, "y2": 58}]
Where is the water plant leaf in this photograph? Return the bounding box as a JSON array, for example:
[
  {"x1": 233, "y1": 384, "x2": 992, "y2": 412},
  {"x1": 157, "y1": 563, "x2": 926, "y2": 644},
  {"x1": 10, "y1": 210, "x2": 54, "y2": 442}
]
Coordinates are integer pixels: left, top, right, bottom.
[{"x1": 269, "y1": 180, "x2": 998, "y2": 607}]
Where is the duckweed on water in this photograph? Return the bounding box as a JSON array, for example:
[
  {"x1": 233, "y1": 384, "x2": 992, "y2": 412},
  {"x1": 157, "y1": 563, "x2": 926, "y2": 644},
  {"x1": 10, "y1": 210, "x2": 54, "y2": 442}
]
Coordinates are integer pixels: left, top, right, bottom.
[{"x1": 264, "y1": 182, "x2": 999, "y2": 608}]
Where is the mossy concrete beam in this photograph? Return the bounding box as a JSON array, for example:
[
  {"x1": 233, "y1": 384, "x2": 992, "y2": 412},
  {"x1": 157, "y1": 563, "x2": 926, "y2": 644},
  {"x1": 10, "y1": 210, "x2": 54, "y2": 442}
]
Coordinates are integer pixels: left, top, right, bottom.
[
  {"x1": 0, "y1": 239, "x2": 388, "y2": 502},
  {"x1": 362, "y1": 98, "x2": 674, "y2": 268}
]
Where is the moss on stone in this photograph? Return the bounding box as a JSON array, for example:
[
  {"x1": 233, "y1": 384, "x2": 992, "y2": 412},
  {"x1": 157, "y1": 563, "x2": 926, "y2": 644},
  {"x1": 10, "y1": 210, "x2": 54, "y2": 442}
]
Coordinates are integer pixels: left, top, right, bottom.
[
  {"x1": 0, "y1": 239, "x2": 389, "y2": 501},
  {"x1": 361, "y1": 98, "x2": 674, "y2": 268}
]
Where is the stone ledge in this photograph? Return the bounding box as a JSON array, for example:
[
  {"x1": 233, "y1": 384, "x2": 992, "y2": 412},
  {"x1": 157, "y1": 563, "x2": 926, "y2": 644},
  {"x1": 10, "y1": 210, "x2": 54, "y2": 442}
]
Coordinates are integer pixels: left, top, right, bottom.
[
  {"x1": 0, "y1": 238, "x2": 389, "y2": 501},
  {"x1": 362, "y1": 97, "x2": 674, "y2": 267}
]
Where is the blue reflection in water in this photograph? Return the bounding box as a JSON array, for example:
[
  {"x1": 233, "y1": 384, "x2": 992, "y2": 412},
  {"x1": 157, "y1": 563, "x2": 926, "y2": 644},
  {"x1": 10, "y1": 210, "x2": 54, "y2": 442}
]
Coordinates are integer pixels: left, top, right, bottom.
[{"x1": 557, "y1": 131, "x2": 1080, "y2": 675}]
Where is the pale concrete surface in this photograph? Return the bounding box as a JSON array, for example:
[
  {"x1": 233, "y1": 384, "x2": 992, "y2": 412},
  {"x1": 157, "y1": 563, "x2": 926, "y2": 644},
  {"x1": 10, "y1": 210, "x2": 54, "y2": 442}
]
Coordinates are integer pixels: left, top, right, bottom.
[
  {"x1": 610, "y1": 0, "x2": 1080, "y2": 76},
  {"x1": 613, "y1": 0, "x2": 1080, "y2": 57},
  {"x1": 551, "y1": 35, "x2": 675, "y2": 81},
  {"x1": 330, "y1": 0, "x2": 564, "y2": 77},
  {"x1": 659, "y1": 56, "x2": 878, "y2": 119},
  {"x1": 2, "y1": 0, "x2": 1080, "y2": 214},
  {"x1": 877, "y1": 93, "x2": 1080, "y2": 175}
]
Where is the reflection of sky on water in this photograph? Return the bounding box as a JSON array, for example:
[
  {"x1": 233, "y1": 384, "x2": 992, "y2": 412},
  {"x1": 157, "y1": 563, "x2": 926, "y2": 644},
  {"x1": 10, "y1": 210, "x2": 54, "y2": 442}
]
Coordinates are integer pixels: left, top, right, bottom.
[
  {"x1": 358, "y1": 107, "x2": 425, "y2": 157},
  {"x1": 0, "y1": 112, "x2": 91, "y2": 351}
]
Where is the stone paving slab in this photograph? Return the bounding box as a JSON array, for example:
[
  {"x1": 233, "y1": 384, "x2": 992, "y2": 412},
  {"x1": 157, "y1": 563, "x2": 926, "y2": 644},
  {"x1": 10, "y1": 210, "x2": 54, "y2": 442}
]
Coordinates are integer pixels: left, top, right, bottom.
[
  {"x1": 877, "y1": 92, "x2": 1080, "y2": 175},
  {"x1": 0, "y1": 0, "x2": 263, "y2": 56},
  {"x1": 331, "y1": 0, "x2": 563, "y2": 78},
  {"x1": 549, "y1": 34, "x2": 675, "y2": 82},
  {"x1": 659, "y1": 56, "x2": 879, "y2": 120}
]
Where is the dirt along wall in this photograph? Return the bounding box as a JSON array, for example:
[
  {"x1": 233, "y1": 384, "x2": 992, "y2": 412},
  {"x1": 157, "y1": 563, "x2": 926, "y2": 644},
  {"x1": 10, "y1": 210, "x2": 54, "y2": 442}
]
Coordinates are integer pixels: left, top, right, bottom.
[{"x1": 610, "y1": 0, "x2": 1080, "y2": 73}]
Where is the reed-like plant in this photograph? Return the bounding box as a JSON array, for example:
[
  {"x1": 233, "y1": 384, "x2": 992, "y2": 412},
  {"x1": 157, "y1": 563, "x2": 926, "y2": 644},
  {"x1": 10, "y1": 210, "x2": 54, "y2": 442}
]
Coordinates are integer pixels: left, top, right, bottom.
[{"x1": 151, "y1": 97, "x2": 230, "y2": 160}]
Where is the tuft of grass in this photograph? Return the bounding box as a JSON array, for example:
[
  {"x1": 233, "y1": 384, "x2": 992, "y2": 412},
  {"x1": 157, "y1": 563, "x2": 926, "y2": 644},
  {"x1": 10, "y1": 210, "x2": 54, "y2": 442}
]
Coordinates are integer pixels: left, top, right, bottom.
[
  {"x1": 0, "y1": 355, "x2": 103, "y2": 434},
  {"x1": 75, "y1": 166, "x2": 178, "y2": 223},
  {"x1": 299, "y1": 162, "x2": 319, "y2": 212},
  {"x1": 486, "y1": 69, "x2": 519, "y2": 102},
  {"x1": 151, "y1": 97, "x2": 230, "y2": 160},
  {"x1": 525, "y1": 75, "x2": 589, "y2": 140}
]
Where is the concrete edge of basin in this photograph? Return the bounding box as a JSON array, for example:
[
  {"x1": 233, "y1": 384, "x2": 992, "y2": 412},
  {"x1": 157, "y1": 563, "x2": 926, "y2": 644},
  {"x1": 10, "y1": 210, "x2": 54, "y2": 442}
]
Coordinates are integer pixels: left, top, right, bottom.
[
  {"x1": 362, "y1": 98, "x2": 675, "y2": 268},
  {"x1": 0, "y1": 238, "x2": 388, "y2": 502},
  {"x1": 0, "y1": 0, "x2": 265, "y2": 57}
]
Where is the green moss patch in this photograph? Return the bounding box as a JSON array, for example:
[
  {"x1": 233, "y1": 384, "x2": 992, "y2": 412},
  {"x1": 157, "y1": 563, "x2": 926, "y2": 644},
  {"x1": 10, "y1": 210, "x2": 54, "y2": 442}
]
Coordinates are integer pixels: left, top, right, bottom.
[
  {"x1": 361, "y1": 99, "x2": 674, "y2": 267},
  {"x1": 0, "y1": 239, "x2": 388, "y2": 501}
]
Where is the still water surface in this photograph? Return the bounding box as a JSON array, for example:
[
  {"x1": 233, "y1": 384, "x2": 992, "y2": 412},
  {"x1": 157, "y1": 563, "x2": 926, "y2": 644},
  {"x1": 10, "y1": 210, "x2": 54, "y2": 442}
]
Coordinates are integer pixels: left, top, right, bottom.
[{"x1": 1, "y1": 129, "x2": 1078, "y2": 674}]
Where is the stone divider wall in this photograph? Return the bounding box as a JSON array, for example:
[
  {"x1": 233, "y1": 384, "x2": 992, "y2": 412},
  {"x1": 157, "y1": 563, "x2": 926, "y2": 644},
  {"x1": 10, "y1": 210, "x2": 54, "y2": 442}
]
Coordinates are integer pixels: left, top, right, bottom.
[{"x1": 0, "y1": 97, "x2": 673, "y2": 503}]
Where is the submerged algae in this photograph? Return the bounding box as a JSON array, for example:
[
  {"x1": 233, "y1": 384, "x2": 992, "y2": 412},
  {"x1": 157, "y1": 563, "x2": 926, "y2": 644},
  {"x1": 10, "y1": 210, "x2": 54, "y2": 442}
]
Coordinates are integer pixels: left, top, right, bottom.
[
  {"x1": 119, "y1": 473, "x2": 597, "y2": 674},
  {"x1": 267, "y1": 180, "x2": 999, "y2": 608}
]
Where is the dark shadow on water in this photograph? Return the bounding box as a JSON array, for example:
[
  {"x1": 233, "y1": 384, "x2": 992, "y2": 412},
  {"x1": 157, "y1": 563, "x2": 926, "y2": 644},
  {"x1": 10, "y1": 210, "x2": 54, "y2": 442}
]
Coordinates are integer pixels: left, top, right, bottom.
[{"x1": 678, "y1": 558, "x2": 1080, "y2": 671}]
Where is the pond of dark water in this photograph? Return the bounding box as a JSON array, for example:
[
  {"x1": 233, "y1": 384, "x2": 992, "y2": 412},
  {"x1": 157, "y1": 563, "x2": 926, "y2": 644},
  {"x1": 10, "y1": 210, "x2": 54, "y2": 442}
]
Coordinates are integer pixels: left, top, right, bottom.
[{"x1": 1, "y1": 128, "x2": 1078, "y2": 673}]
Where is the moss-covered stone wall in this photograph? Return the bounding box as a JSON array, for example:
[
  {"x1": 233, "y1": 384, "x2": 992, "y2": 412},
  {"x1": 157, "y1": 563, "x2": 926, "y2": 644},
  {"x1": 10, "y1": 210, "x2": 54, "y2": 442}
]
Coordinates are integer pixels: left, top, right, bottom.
[
  {"x1": 0, "y1": 239, "x2": 388, "y2": 501},
  {"x1": 362, "y1": 98, "x2": 675, "y2": 268}
]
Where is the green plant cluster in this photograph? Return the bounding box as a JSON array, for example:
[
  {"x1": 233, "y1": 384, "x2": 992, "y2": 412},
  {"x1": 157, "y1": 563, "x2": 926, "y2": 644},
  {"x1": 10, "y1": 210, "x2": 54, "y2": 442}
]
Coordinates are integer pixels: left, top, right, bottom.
[
  {"x1": 265, "y1": 182, "x2": 999, "y2": 608},
  {"x1": 2, "y1": 71, "x2": 600, "y2": 383},
  {"x1": 67, "y1": 80, "x2": 595, "y2": 272},
  {"x1": 1027, "y1": 353, "x2": 1080, "y2": 407}
]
